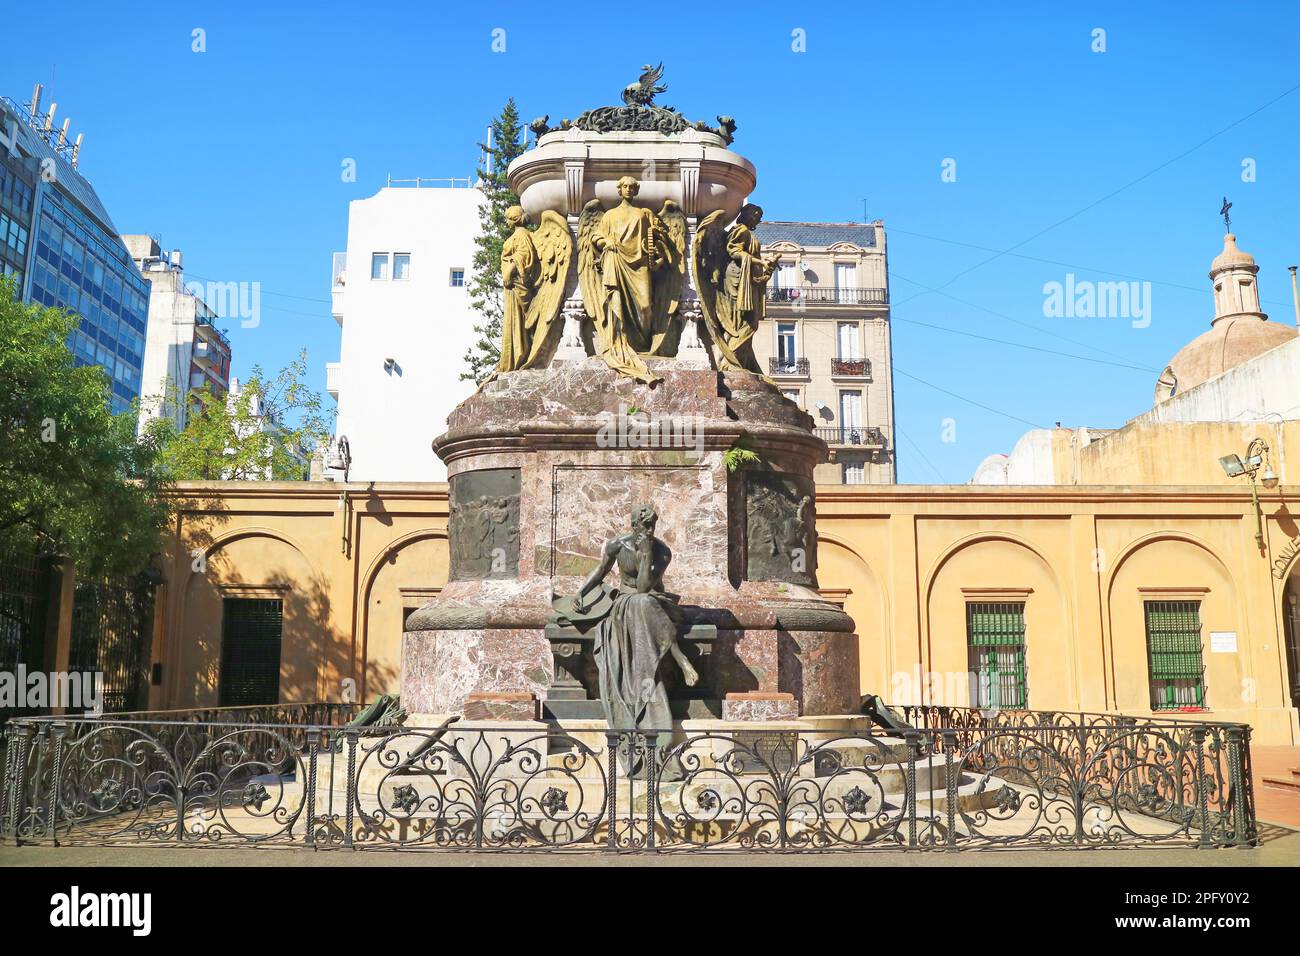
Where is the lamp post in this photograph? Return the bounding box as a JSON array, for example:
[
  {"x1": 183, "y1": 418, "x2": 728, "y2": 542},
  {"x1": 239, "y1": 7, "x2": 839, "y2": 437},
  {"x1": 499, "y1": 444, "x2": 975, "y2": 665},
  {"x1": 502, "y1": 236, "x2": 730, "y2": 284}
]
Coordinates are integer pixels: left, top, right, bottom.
[{"x1": 1218, "y1": 437, "x2": 1279, "y2": 552}]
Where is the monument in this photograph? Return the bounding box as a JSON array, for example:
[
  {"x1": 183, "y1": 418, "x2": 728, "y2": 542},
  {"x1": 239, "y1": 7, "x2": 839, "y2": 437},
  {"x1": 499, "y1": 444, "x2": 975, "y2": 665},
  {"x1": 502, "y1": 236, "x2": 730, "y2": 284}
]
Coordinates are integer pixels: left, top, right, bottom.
[{"x1": 402, "y1": 67, "x2": 860, "y2": 732}]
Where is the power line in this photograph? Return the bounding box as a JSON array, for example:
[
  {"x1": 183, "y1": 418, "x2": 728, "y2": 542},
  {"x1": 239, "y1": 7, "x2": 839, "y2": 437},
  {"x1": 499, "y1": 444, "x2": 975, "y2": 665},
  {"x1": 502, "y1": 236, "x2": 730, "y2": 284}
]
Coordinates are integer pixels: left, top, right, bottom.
[
  {"x1": 894, "y1": 425, "x2": 947, "y2": 483},
  {"x1": 885, "y1": 226, "x2": 1296, "y2": 310},
  {"x1": 894, "y1": 78, "x2": 1300, "y2": 301},
  {"x1": 893, "y1": 364, "x2": 1048, "y2": 430},
  {"x1": 888, "y1": 269, "x2": 1160, "y2": 366},
  {"x1": 890, "y1": 313, "x2": 1158, "y2": 373},
  {"x1": 182, "y1": 270, "x2": 332, "y2": 305}
]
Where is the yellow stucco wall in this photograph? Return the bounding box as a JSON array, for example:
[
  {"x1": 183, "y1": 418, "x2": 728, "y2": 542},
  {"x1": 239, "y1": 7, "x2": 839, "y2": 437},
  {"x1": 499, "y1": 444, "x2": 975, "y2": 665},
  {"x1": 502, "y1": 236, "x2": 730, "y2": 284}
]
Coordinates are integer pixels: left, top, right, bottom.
[{"x1": 156, "y1": 480, "x2": 1300, "y2": 744}]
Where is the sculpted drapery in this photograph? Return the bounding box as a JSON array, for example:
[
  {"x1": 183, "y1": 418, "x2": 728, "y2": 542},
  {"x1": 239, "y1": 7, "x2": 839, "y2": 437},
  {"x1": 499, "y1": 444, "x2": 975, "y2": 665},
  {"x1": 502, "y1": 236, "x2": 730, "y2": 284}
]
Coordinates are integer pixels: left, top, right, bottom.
[
  {"x1": 496, "y1": 207, "x2": 573, "y2": 374},
  {"x1": 577, "y1": 176, "x2": 686, "y2": 385},
  {"x1": 693, "y1": 202, "x2": 779, "y2": 381},
  {"x1": 558, "y1": 505, "x2": 697, "y2": 745}
]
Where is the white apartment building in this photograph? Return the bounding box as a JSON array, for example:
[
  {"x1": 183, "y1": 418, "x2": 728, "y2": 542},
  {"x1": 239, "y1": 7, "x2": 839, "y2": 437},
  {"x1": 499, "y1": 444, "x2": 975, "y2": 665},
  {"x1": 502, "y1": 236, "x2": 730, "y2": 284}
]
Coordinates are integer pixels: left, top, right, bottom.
[
  {"x1": 328, "y1": 179, "x2": 483, "y2": 481},
  {"x1": 123, "y1": 234, "x2": 232, "y2": 431}
]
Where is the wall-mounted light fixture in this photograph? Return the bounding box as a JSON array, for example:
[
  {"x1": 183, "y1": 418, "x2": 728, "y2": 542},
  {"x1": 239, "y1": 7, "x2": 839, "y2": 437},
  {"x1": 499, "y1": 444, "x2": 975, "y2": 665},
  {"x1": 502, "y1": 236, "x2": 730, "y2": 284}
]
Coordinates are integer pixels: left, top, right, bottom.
[{"x1": 1219, "y1": 437, "x2": 1278, "y2": 551}]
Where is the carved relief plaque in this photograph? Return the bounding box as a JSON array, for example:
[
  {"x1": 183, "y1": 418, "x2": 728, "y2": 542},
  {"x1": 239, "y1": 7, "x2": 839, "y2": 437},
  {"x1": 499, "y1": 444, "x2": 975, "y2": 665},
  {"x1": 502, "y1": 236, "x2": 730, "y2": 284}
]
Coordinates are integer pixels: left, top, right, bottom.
[
  {"x1": 744, "y1": 472, "x2": 817, "y2": 586},
  {"x1": 448, "y1": 468, "x2": 521, "y2": 581}
]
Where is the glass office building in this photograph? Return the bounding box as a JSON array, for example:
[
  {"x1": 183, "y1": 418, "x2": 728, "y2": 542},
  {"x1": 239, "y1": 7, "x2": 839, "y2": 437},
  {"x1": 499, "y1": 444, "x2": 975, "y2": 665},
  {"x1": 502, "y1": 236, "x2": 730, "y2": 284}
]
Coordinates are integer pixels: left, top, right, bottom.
[{"x1": 2, "y1": 96, "x2": 148, "y2": 415}]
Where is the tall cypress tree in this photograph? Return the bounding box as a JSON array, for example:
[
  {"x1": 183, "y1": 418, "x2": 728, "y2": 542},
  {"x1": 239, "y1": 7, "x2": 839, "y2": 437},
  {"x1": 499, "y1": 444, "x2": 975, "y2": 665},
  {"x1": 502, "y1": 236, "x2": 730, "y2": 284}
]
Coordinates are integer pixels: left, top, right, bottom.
[{"x1": 461, "y1": 99, "x2": 527, "y2": 383}]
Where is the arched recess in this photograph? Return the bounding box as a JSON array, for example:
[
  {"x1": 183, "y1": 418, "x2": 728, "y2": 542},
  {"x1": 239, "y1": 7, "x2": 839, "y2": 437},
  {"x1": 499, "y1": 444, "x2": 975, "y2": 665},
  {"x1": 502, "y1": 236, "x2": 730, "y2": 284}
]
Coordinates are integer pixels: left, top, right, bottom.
[
  {"x1": 922, "y1": 533, "x2": 1071, "y2": 710},
  {"x1": 816, "y1": 532, "x2": 889, "y2": 699},
  {"x1": 1104, "y1": 532, "x2": 1240, "y2": 716},
  {"x1": 178, "y1": 530, "x2": 328, "y2": 709},
  {"x1": 359, "y1": 531, "x2": 450, "y2": 698}
]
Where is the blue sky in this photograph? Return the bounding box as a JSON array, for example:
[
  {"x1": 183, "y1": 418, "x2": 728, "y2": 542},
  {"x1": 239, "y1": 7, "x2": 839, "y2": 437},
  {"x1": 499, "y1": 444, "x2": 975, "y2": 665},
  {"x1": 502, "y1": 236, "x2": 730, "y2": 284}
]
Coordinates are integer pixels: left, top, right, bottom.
[{"x1": 5, "y1": 2, "x2": 1299, "y2": 482}]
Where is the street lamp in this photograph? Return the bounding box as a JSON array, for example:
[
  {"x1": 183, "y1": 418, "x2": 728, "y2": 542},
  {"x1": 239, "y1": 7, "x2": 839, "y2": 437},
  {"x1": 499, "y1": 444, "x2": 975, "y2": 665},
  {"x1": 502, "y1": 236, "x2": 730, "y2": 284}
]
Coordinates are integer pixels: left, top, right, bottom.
[{"x1": 1219, "y1": 437, "x2": 1278, "y2": 551}]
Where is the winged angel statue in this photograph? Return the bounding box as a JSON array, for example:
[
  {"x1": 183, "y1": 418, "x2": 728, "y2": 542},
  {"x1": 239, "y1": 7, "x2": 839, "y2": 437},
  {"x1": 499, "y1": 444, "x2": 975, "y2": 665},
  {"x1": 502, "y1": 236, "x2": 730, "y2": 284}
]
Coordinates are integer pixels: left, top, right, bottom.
[
  {"x1": 577, "y1": 176, "x2": 687, "y2": 384},
  {"x1": 692, "y1": 202, "x2": 780, "y2": 382},
  {"x1": 496, "y1": 206, "x2": 573, "y2": 373}
]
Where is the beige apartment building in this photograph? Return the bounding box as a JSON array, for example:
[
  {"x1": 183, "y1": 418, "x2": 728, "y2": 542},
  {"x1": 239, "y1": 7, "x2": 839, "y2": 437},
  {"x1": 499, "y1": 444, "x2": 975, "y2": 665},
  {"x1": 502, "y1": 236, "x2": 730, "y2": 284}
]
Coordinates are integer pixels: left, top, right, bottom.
[{"x1": 752, "y1": 221, "x2": 895, "y2": 484}]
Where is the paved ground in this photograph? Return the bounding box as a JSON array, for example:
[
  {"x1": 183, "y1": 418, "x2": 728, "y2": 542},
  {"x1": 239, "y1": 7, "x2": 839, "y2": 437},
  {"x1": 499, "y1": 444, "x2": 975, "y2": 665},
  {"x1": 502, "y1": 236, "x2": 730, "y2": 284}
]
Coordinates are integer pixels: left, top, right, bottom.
[
  {"x1": 2, "y1": 827, "x2": 1297, "y2": 867},
  {"x1": 1252, "y1": 745, "x2": 1300, "y2": 829}
]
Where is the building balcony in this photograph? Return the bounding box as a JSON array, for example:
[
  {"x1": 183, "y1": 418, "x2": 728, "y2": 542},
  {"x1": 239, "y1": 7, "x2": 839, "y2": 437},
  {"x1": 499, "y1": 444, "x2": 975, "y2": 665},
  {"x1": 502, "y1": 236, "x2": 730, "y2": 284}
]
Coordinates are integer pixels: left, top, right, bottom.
[
  {"x1": 193, "y1": 314, "x2": 231, "y2": 352},
  {"x1": 326, "y1": 362, "x2": 341, "y2": 400},
  {"x1": 767, "y1": 286, "x2": 887, "y2": 307},
  {"x1": 815, "y1": 425, "x2": 885, "y2": 448},
  {"x1": 192, "y1": 337, "x2": 221, "y2": 369},
  {"x1": 830, "y1": 358, "x2": 872, "y2": 379},
  {"x1": 768, "y1": 356, "x2": 810, "y2": 377}
]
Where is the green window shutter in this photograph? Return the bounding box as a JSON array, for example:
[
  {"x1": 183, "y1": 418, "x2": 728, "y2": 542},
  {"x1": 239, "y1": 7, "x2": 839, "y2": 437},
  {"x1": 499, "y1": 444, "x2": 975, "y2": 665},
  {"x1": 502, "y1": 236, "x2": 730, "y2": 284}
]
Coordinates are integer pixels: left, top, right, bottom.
[
  {"x1": 219, "y1": 598, "x2": 284, "y2": 706},
  {"x1": 966, "y1": 602, "x2": 1027, "y2": 710},
  {"x1": 1144, "y1": 600, "x2": 1205, "y2": 710}
]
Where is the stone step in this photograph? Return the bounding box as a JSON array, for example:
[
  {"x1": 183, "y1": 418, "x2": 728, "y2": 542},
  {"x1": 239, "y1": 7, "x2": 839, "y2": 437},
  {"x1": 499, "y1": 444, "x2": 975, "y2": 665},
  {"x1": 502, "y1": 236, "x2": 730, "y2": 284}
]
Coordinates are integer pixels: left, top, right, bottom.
[{"x1": 1262, "y1": 774, "x2": 1300, "y2": 792}]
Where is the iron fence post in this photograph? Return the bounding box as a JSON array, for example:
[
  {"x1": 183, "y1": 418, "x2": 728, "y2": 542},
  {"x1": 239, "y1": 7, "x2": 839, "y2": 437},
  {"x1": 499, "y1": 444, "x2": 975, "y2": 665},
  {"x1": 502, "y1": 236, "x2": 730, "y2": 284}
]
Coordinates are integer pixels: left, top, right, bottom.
[
  {"x1": 905, "y1": 730, "x2": 920, "y2": 848},
  {"x1": 605, "y1": 732, "x2": 619, "y2": 851},
  {"x1": 46, "y1": 721, "x2": 65, "y2": 845},
  {"x1": 305, "y1": 738, "x2": 319, "y2": 848},
  {"x1": 0, "y1": 726, "x2": 14, "y2": 839},
  {"x1": 943, "y1": 730, "x2": 957, "y2": 851},
  {"x1": 644, "y1": 732, "x2": 657, "y2": 851},
  {"x1": 1225, "y1": 726, "x2": 1247, "y2": 847},
  {"x1": 343, "y1": 728, "x2": 357, "y2": 849},
  {"x1": 1192, "y1": 728, "x2": 1211, "y2": 847},
  {"x1": 10, "y1": 723, "x2": 32, "y2": 844},
  {"x1": 29, "y1": 723, "x2": 48, "y2": 845}
]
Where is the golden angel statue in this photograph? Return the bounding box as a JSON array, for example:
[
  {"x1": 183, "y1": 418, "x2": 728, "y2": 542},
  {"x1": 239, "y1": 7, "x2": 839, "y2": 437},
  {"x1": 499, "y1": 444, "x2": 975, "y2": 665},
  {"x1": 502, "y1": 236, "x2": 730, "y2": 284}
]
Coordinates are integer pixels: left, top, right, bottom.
[
  {"x1": 497, "y1": 206, "x2": 574, "y2": 373},
  {"x1": 577, "y1": 176, "x2": 687, "y2": 384},
  {"x1": 692, "y1": 202, "x2": 780, "y2": 380}
]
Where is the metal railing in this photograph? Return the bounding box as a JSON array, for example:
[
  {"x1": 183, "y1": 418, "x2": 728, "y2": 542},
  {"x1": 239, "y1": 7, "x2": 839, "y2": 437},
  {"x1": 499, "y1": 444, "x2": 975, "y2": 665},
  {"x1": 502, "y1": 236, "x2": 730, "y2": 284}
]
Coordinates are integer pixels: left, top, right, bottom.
[
  {"x1": 0, "y1": 705, "x2": 1255, "y2": 851},
  {"x1": 830, "y1": 358, "x2": 871, "y2": 378},
  {"x1": 385, "y1": 176, "x2": 474, "y2": 189},
  {"x1": 767, "y1": 286, "x2": 887, "y2": 306},
  {"x1": 768, "y1": 356, "x2": 809, "y2": 377},
  {"x1": 815, "y1": 426, "x2": 885, "y2": 447}
]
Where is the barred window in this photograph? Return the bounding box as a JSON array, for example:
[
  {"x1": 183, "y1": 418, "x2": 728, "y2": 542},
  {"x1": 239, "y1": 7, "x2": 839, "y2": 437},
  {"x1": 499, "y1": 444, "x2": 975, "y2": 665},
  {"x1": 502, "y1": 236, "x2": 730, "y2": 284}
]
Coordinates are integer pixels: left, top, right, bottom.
[
  {"x1": 967, "y1": 602, "x2": 1027, "y2": 709},
  {"x1": 219, "y1": 598, "x2": 284, "y2": 706},
  {"x1": 1144, "y1": 600, "x2": 1206, "y2": 710}
]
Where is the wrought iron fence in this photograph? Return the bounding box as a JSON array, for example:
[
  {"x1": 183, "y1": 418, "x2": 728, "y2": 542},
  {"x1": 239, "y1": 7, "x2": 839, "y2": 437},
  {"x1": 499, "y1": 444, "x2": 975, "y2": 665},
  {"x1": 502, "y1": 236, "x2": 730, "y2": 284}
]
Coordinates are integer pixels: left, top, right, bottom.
[
  {"x1": 0, "y1": 543, "x2": 53, "y2": 729},
  {"x1": 0, "y1": 706, "x2": 1254, "y2": 852}
]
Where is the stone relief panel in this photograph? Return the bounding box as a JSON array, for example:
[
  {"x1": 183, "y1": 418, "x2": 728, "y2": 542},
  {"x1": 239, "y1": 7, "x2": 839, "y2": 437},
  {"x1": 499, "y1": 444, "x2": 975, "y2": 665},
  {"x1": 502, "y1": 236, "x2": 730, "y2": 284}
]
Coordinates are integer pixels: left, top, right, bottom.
[
  {"x1": 538, "y1": 462, "x2": 729, "y2": 590},
  {"x1": 744, "y1": 472, "x2": 817, "y2": 586},
  {"x1": 448, "y1": 468, "x2": 521, "y2": 581}
]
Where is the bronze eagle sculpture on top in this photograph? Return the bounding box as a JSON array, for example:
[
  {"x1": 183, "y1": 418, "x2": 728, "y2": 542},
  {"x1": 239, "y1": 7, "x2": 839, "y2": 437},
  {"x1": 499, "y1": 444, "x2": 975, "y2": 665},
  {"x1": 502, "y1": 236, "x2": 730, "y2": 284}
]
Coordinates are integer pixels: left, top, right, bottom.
[{"x1": 622, "y1": 63, "x2": 667, "y2": 107}]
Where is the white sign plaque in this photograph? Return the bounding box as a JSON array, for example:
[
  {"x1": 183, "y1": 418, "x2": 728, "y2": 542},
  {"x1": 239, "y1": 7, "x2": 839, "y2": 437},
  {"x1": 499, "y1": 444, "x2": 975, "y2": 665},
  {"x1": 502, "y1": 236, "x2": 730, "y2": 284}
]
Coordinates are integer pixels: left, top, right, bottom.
[{"x1": 1210, "y1": 631, "x2": 1237, "y2": 653}]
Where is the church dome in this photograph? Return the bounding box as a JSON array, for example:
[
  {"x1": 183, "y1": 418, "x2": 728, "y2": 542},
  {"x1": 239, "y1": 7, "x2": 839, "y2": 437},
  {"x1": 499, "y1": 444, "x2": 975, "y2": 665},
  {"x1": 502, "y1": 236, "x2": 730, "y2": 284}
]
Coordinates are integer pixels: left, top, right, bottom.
[
  {"x1": 1156, "y1": 317, "x2": 1296, "y2": 401},
  {"x1": 1154, "y1": 229, "x2": 1296, "y2": 403}
]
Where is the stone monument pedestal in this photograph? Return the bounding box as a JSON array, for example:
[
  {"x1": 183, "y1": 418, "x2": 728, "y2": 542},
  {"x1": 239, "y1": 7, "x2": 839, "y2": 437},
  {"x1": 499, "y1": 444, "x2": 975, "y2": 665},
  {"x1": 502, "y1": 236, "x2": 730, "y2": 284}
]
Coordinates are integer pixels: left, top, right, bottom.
[{"x1": 402, "y1": 358, "x2": 859, "y2": 722}]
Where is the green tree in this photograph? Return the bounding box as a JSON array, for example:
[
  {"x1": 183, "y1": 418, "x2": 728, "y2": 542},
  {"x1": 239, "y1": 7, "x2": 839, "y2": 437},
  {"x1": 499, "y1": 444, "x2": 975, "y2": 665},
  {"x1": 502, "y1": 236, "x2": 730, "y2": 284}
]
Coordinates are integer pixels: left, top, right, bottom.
[
  {"x1": 0, "y1": 277, "x2": 170, "y2": 578},
  {"x1": 461, "y1": 98, "x2": 528, "y2": 383},
  {"x1": 146, "y1": 349, "x2": 331, "y2": 481}
]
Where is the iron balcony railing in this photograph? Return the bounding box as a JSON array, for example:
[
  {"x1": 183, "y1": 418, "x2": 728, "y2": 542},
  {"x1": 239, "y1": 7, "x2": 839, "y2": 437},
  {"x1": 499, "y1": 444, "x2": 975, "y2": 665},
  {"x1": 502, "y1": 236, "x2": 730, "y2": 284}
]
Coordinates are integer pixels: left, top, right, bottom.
[
  {"x1": 815, "y1": 426, "x2": 885, "y2": 447},
  {"x1": 831, "y1": 358, "x2": 871, "y2": 378},
  {"x1": 0, "y1": 704, "x2": 1255, "y2": 851},
  {"x1": 768, "y1": 356, "x2": 809, "y2": 376},
  {"x1": 767, "y1": 286, "x2": 888, "y2": 306}
]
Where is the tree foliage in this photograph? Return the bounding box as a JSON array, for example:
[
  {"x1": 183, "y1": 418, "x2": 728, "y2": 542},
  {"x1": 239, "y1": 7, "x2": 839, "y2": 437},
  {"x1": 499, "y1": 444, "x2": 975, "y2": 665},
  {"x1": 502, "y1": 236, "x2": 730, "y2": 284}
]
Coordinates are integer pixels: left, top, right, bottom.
[
  {"x1": 461, "y1": 98, "x2": 528, "y2": 384},
  {"x1": 0, "y1": 278, "x2": 170, "y2": 578},
  {"x1": 145, "y1": 349, "x2": 331, "y2": 482}
]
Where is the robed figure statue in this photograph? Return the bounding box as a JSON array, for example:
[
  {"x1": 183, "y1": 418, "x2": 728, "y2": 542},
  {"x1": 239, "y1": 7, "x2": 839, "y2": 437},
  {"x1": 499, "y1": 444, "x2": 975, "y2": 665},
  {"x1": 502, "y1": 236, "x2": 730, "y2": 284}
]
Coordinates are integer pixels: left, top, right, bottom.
[
  {"x1": 496, "y1": 206, "x2": 573, "y2": 373},
  {"x1": 561, "y1": 505, "x2": 698, "y2": 746},
  {"x1": 577, "y1": 177, "x2": 687, "y2": 385},
  {"x1": 693, "y1": 202, "x2": 780, "y2": 380}
]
